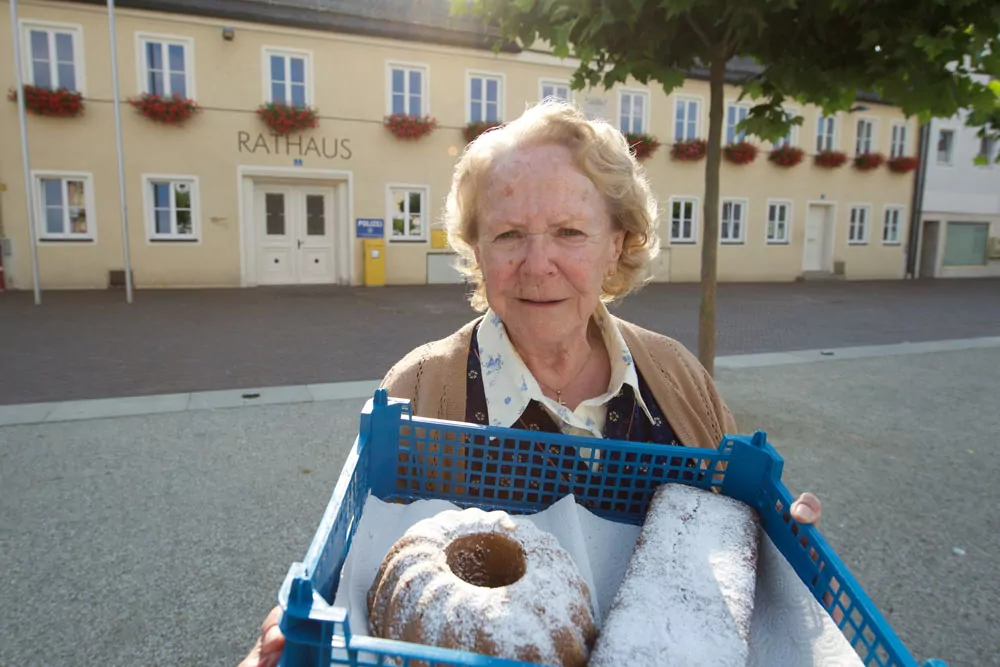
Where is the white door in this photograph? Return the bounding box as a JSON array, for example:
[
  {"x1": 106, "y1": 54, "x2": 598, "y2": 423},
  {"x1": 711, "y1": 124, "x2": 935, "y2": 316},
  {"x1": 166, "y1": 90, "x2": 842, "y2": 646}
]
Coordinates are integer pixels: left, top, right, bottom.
[
  {"x1": 803, "y1": 205, "x2": 829, "y2": 272},
  {"x1": 255, "y1": 185, "x2": 336, "y2": 285}
]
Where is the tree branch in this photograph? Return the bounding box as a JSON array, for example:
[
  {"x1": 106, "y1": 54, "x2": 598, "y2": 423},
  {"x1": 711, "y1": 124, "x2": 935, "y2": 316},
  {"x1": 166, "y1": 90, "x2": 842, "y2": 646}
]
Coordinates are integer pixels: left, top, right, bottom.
[{"x1": 686, "y1": 15, "x2": 713, "y2": 50}]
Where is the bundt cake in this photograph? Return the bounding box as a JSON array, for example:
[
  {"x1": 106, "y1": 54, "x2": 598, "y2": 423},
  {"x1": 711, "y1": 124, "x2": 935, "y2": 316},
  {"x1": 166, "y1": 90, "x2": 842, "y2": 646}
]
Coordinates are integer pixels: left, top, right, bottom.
[{"x1": 366, "y1": 507, "x2": 597, "y2": 667}]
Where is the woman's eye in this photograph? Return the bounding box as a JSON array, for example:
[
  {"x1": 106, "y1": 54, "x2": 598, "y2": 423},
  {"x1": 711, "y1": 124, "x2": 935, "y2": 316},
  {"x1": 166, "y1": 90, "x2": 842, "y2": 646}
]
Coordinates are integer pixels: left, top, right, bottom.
[
  {"x1": 558, "y1": 228, "x2": 585, "y2": 237},
  {"x1": 495, "y1": 230, "x2": 520, "y2": 241}
]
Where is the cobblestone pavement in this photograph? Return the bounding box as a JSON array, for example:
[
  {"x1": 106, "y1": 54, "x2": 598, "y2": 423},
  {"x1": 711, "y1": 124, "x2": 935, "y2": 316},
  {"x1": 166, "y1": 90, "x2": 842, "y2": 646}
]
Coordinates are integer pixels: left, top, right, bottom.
[{"x1": 2, "y1": 278, "x2": 999, "y2": 405}]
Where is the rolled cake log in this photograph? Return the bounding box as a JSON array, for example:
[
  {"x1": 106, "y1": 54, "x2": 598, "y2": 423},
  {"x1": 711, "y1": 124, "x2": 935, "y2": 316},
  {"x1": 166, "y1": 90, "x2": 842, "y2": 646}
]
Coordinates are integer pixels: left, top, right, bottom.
[{"x1": 589, "y1": 483, "x2": 760, "y2": 667}]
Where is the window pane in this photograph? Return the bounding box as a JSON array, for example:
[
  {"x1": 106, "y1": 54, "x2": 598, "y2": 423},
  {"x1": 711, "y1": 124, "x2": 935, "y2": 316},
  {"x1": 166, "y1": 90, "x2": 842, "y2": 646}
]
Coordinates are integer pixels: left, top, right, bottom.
[
  {"x1": 392, "y1": 69, "x2": 404, "y2": 95},
  {"x1": 55, "y1": 32, "x2": 73, "y2": 62},
  {"x1": 271, "y1": 82, "x2": 285, "y2": 104},
  {"x1": 152, "y1": 182, "x2": 171, "y2": 209},
  {"x1": 290, "y1": 57, "x2": 305, "y2": 84},
  {"x1": 543, "y1": 84, "x2": 554, "y2": 98},
  {"x1": 486, "y1": 101, "x2": 498, "y2": 122},
  {"x1": 408, "y1": 214, "x2": 422, "y2": 236},
  {"x1": 45, "y1": 205, "x2": 63, "y2": 234},
  {"x1": 291, "y1": 83, "x2": 306, "y2": 107},
  {"x1": 58, "y1": 64, "x2": 76, "y2": 92},
  {"x1": 168, "y1": 44, "x2": 184, "y2": 72},
  {"x1": 409, "y1": 93, "x2": 421, "y2": 117},
  {"x1": 306, "y1": 195, "x2": 325, "y2": 236},
  {"x1": 155, "y1": 208, "x2": 172, "y2": 235},
  {"x1": 392, "y1": 190, "x2": 407, "y2": 237},
  {"x1": 470, "y1": 100, "x2": 482, "y2": 122},
  {"x1": 148, "y1": 42, "x2": 163, "y2": 71},
  {"x1": 408, "y1": 70, "x2": 421, "y2": 96},
  {"x1": 392, "y1": 93, "x2": 405, "y2": 115},
  {"x1": 671, "y1": 219, "x2": 680, "y2": 238},
  {"x1": 170, "y1": 73, "x2": 186, "y2": 98},
  {"x1": 470, "y1": 77, "x2": 482, "y2": 102},
  {"x1": 621, "y1": 95, "x2": 631, "y2": 130},
  {"x1": 150, "y1": 71, "x2": 165, "y2": 96},
  {"x1": 31, "y1": 30, "x2": 50, "y2": 62},
  {"x1": 271, "y1": 55, "x2": 285, "y2": 83},
  {"x1": 486, "y1": 78, "x2": 498, "y2": 103},
  {"x1": 265, "y1": 193, "x2": 285, "y2": 235},
  {"x1": 942, "y1": 222, "x2": 989, "y2": 267},
  {"x1": 42, "y1": 178, "x2": 62, "y2": 207},
  {"x1": 175, "y1": 209, "x2": 192, "y2": 235},
  {"x1": 66, "y1": 180, "x2": 84, "y2": 207},
  {"x1": 174, "y1": 183, "x2": 191, "y2": 211},
  {"x1": 68, "y1": 206, "x2": 87, "y2": 234}
]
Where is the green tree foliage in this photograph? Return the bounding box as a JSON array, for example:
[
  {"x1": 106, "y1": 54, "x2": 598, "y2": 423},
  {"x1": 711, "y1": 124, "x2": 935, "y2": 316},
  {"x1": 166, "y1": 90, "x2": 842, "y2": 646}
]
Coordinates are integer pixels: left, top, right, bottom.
[{"x1": 453, "y1": 0, "x2": 1000, "y2": 374}]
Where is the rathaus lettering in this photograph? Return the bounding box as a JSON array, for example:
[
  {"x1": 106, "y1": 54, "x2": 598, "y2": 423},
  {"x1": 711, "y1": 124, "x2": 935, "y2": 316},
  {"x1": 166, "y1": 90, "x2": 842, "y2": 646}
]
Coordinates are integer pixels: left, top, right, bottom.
[{"x1": 237, "y1": 131, "x2": 352, "y2": 159}]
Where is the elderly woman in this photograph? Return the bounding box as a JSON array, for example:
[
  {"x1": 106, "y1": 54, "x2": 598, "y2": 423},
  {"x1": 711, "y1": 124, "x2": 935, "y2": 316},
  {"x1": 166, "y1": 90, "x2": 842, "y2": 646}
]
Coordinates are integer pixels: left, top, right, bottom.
[{"x1": 240, "y1": 100, "x2": 821, "y2": 667}]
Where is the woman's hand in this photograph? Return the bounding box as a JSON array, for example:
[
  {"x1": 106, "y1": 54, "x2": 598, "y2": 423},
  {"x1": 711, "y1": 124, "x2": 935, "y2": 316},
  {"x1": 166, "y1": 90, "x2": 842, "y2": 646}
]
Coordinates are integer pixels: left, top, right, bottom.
[
  {"x1": 790, "y1": 492, "x2": 822, "y2": 524},
  {"x1": 239, "y1": 605, "x2": 285, "y2": 667}
]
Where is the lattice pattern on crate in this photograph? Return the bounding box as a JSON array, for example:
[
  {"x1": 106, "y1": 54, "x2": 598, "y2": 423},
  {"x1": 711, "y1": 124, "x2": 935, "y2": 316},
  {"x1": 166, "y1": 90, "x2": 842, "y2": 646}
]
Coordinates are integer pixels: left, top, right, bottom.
[
  {"x1": 312, "y1": 445, "x2": 370, "y2": 601},
  {"x1": 390, "y1": 422, "x2": 726, "y2": 523},
  {"x1": 761, "y1": 489, "x2": 903, "y2": 667}
]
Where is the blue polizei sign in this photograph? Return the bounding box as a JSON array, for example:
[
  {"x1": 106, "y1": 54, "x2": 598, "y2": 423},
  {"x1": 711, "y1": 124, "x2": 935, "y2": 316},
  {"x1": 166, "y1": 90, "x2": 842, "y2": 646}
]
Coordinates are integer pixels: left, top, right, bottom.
[{"x1": 356, "y1": 218, "x2": 384, "y2": 238}]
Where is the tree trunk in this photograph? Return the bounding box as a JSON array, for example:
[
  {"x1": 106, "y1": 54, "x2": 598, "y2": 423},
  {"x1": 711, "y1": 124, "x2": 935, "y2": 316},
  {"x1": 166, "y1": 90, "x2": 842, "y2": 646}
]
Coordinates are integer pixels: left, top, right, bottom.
[{"x1": 698, "y1": 55, "x2": 726, "y2": 376}]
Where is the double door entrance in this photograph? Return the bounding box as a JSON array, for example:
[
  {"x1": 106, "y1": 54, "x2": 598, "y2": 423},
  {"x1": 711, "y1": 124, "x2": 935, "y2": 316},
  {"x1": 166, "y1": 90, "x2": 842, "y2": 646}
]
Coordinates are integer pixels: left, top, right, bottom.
[{"x1": 254, "y1": 184, "x2": 337, "y2": 285}]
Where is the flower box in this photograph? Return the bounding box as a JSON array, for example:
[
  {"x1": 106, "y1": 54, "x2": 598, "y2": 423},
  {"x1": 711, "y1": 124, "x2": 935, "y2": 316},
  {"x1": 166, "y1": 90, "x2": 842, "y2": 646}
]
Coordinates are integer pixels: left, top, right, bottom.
[
  {"x1": 256, "y1": 102, "x2": 319, "y2": 135},
  {"x1": 887, "y1": 156, "x2": 919, "y2": 173},
  {"x1": 624, "y1": 132, "x2": 660, "y2": 160},
  {"x1": 723, "y1": 141, "x2": 759, "y2": 165},
  {"x1": 670, "y1": 139, "x2": 707, "y2": 162},
  {"x1": 768, "y1": 145, "x2": 804, "y2": 168},
  {"x1": 814, "y1": 150, "x2": 848, "y2": 168},
  {"x1": 463, "y1": 120, "x2": 503, "y2": 143},
  {"x1": 7, "y1": 85, "x2": 84, "y2": 117},
  {"x1": 853, "y1": 152, "x2": 885, "y2": 171},
  {"x1": 384, "y1": 114, "x2": 438, "y2": 140},
  {"x1": 128, "y1": 93, "x2": 200, "y2": 125}
]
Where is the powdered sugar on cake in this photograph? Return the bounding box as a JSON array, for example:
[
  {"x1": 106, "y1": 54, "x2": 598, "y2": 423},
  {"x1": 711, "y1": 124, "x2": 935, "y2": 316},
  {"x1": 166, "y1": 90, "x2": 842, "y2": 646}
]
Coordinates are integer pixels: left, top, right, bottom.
[
  {"x1": 589, "y1": 483, "x2": 760, "y2": 667},
  {"x1": 367, "y1": 507, "x2": 597, "y2": 666}
]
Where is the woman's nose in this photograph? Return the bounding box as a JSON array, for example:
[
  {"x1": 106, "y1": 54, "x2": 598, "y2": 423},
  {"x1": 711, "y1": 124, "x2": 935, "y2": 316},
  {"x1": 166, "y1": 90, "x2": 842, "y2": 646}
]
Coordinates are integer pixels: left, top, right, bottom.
[{"x1": 521, "y1": 233, "x2": 557, "y2": 275}]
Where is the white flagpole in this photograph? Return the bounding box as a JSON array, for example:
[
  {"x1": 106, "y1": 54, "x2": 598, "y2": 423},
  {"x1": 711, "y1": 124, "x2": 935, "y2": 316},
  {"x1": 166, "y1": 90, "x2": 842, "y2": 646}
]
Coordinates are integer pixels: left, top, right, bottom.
[
  {"x1": 107, "y1": 0, "x2": 134, "y2": 303},
  {"x1": 9, "y1": 0, "x2": 42, "y2": 305}
]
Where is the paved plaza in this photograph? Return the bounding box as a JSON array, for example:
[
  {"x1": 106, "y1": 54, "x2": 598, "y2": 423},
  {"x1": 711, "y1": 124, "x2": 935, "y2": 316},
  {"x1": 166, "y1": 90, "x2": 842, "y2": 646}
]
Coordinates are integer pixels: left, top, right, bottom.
[
  {"x1": 1, "y1": 344, "x2": 998, "y2": 667},
  {"x1": 2, "y1": 278, "x2": 1000, "y2": 405}
]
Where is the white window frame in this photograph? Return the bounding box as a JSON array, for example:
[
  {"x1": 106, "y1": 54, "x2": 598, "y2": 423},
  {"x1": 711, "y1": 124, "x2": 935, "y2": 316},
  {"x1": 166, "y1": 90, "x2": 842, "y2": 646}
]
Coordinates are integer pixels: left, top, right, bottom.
[
  {"x1": 774, "y1": 107, "x2": 799, "y2": 148},
  {"x1": 889, "y1": 122, "x2": 908, "y2": 158},
  {"x1": 19, "y1": 19, "x2": 86, "y2": 94},
  {"x1": 882, "y1": 205, "x2": 904, "y2": 246},
  {"x1": 466, "y1": 70, "x2": 505, "y2": 124},
  {"x1": 32, "y1": 170, "x2": 96, "y2": 242},
  {"x1": 134, "y1": 32, "x2": 195, "y2": 99},
  {"x1": 261, "y1": 46, "x2": 313, "y2": 106},
  {"x1": 766, "y1": 199, "x2": 793, "y2": 245},
  {"x1": 385, "y1": 60, "x2": 429, "y2": 117},
  {"x1": 726, "y1": 102, "x2": 751, "y2": 145},
  {"x1": 673, "y1": 95, "x2": 702, "y2": 142},
  {"x1": 936, "y1": 128, "x2": 956, "y2": 166},
  {"x1": 816, "y1": 114, "x2": 838, "y2": 152},
  {"x1": 848, "y1": 205, "x2": 872, "y2": 245},
  {"x1": 618, "y1": 88, "x2": 650, "y2": 134},
  {"x1": 668, "y1": 196, "x2": 699, "y2": 244},
  {"x1": 386, "y1": 184, "x2": 430, "y2": 243},
  {"x1": 720, "y1": 197, "x2": 748, "y2": 245},
  {"x1": 142, "y1": 174, "x2": 201, "y2": 243},
  {"x1": 854, "y1": 118, "x2": 877, "y2": 156},
  {"x1": 539, "y1": 78, "x2": 572, "y2": 103}
]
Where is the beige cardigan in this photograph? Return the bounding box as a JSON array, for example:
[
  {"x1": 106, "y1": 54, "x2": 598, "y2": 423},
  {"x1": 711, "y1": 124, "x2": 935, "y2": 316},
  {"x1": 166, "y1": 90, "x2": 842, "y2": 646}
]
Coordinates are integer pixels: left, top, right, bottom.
[{"x1": 379, "y1": 316, "x2": 737, "y2": 449}]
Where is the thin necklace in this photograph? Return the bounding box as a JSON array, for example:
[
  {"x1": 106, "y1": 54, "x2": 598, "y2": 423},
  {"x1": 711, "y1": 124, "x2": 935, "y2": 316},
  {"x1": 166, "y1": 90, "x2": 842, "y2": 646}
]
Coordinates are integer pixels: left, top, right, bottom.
[{"x1": 537, "y1": 344, "x2": 595, "y2": 406}]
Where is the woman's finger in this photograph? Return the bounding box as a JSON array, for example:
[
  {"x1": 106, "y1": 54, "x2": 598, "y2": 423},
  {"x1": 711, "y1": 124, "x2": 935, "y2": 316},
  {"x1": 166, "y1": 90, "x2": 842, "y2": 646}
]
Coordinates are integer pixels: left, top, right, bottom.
[
  {"x1": 261, "y1": 605, "x2": 285, "y2": 654},
  {"x1": 790, "y1": 492, "x2": 822, "y2": 524}
]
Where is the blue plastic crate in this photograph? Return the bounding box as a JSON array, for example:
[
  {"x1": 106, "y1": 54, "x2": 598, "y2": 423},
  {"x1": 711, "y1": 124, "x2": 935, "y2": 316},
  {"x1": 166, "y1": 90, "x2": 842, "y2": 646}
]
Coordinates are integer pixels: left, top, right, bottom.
[{"x1": 275, "y1": 390, "x2": 946, "y2": 667}]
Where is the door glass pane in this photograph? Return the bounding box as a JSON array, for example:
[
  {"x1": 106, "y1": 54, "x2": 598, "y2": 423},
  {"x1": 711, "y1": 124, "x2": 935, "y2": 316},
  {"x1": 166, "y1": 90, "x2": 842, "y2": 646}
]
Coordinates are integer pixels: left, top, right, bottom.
[
  {"x1": 265, "y1": 193, "x2": 285, "y2": 236},
  {"x1": 306, "y1": 195, "x2": 325, "y2": 236}
]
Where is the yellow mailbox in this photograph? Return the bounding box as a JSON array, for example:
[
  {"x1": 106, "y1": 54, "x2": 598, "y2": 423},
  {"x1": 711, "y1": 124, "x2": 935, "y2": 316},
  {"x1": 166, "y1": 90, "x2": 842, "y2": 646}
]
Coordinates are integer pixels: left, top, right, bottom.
[{"x1": 363, "y1": 238, "x2": 385, "y2": 286}]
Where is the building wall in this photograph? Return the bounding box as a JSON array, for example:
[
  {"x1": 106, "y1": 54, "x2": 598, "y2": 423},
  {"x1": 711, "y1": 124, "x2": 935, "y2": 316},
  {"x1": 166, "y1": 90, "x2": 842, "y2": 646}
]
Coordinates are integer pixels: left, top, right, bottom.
[{"x1": 0, "y1": 0, "x2": 917, "y2": 290}]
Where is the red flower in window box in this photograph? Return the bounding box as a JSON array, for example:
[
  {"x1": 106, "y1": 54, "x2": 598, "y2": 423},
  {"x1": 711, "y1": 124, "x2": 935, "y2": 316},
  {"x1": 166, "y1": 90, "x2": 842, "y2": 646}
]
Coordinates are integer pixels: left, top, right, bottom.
[
  {"x1": 256, "y1": 102, "x2": 319, "y2": 135},
  {"x1": 814, "y1": 150, "x2": 848, "y2": 168},
  {"x1": 853, "y1": 152, "x2": 885, "y2": 171},
  {"x1": 624, "y1": 132, "x2": 660, "y2": 160},
  {"x1": 384, "y1": 114, "x2": 438, "y2": 140},
  {"x1": 670, "y1": 139, "x2": 707, "y2": 161},
  {"x1": 7, "y1": 84, "x2": 84, "y2": 117},
  {"x1": 887, "y1": 155, "x2": 919, "y2": 173},
  {"x1": 723, "y1": 141, "x2": 758, "y2": 165},
  {"x1": 768, "y1": 145, "x2": 804, "y2": 167},
  {"x1": 463, "y1": 120, "x2": 504, "y2": 143},
  {"x1": 128, "y1": 93, "x2": 200, "y2": 125}
]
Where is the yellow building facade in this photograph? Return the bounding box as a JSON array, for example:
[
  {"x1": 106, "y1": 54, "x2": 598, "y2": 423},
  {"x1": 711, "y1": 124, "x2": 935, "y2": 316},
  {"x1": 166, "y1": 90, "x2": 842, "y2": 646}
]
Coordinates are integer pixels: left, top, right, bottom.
[{"x1": 0, "y1": 0, "x2": 918, "y2": 290}]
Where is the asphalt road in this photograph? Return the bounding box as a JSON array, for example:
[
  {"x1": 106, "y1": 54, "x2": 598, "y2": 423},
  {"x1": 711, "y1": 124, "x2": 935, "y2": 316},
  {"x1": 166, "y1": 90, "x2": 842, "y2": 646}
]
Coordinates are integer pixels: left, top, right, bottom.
[
  {"x1": 1, "y1": 348, "x2": 998, "y2": 666},
  {"x1": 2, "y1": 278, "x2": 1000, "y2": 405}
]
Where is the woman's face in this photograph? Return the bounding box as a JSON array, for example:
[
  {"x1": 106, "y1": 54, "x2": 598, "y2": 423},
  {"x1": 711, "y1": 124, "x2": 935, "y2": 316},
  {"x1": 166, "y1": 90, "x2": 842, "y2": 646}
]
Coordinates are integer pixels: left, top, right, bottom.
[{"x1": 475, "y1": 143, "x2": 625, "y2": 347}]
